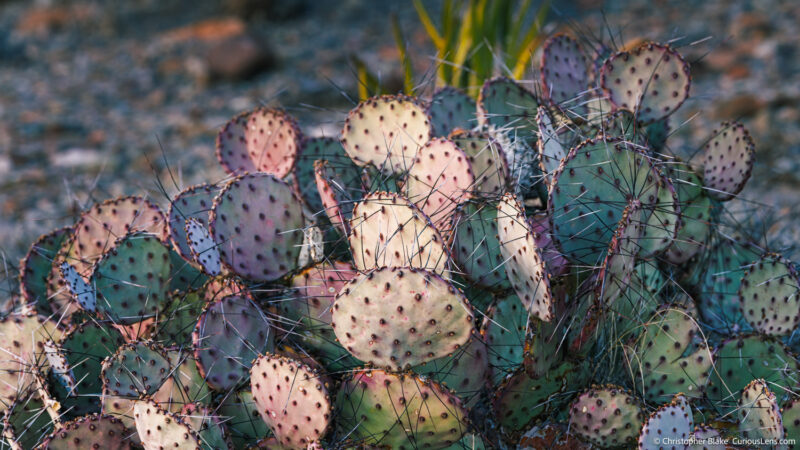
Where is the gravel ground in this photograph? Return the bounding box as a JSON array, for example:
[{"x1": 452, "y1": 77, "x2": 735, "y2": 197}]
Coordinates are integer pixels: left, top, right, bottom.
[{"x1": 1, "y1": 0, "x2": 799, "y2": 278}]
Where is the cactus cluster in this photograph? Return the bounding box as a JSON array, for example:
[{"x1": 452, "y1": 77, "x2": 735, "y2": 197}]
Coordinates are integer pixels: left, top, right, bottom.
[{"x1": 4, "y1": 31, "x2": 800, "y2": 450}]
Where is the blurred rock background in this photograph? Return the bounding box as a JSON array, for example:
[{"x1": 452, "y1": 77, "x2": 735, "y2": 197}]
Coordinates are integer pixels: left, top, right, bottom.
[{"x1": 1, "y1": 0, "x2": 798, "y2": 267}]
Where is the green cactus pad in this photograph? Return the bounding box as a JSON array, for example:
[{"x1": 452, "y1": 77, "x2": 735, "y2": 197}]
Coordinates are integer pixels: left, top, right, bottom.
[
  {"x1": 91, "y1": 232, "x2": 171, "y2": 324},
  {"x1": 698, "y1": 238, "x2": 760, "y2": 334},
  {"x1": 595, "y1": 201, "x2": 643, "y2": 308},
  {"x1": 57, "y1": 321, "x2": 124, "y2": 403},
  {"x1": 482, "y1": 294, "x2": 528, "y2": 385},
  {"x1": 295, "y1": 137, "x2": 361, "y2": 215},
  {"x1": 599, "y1": 42, "x2": 691, "y2": 124},
  {"x1": 133, "y1": 398, "x2": 201, "y2": 450},
  {"x1": 477, "y1": 77, "x2": 538, "y2": 137},
  {"x1": 165, "y1": 350, "x2": 215, "y2": 408},
  {"x1": 539, "y1": 34, "x2": 590, "y2": 115},
  {"x1": 452, "y1": 201, "x2": 508, "y2": 290},
  {"x1": 341, "y1": 94, "x2": 432, "y2": 175},
  {"x1": 314, "y1": 159, "x2": 357, "y2": 236},
  {"x1": 603, "y1": 263, "x2": 663, "y2": 340},
  {"x1": 156, "y1": 290, "x2": 207, "y2": 346},
  {"x1": 184, "y1": 218, "x2": 221, "y2": 276},
  {"x1": 218, "y1": 390, "x2": 271, "y2": 448},
  {"x1": 701, "y1": 122, "x2": 755, "y2": 201},
  {"x1": 782, "y1": 397, "x2": 800, "y2": 445},
  {"x1": 427, "y1": 86, "x2": 476, "y2": 137},
  {"x1": 336, "y1": 369, "x2": 469, "y2": 449},
  {"x1": 492, "y1": 362, "x2": 573, "y2": 436},
  {"x1": 2, "y1": 393, "x2": 55, "y2": 449},
  {"x1": 250, "y1": 354, "x2": 332, "y2": 449},
  {"x1": 39, "y1": 413, "x2": 132, "y2": 449},
  {"x1": 448, "y1": 130, "x2": 509, "y2": 197},
  {"x1": 180, "y1": 403, "x2": 233, "y2": 450},
  {"x1": 210, "y1": 173, "x2": 305, "y2": 282},
  {"x1": 101, "y1": 341, "x2": 172, "y2": 398},
  {"x1": 549, "y1": 136, "x2": 660, "y2": 265},
  {"x1": 412, "y1": 338, "x2": 489, "y2": 407},
  {"x1": 626, "y1": 305, "x2": 713, "y2": 403},
  {"x1": 568, "y1": 384, "x2": 644, "y2": 447},
  {"x1": 406, "y1": 138, "x2": 475, "y2": 233},
  {"x1": 331, "y1": 267, "x2": 474, "y2": 370},
  {"x1": 167, "y1": 183, "x2": 219, "y2": 264},
  {"x1": 638, "y1": 394, "x2": 693, "y2": 450},
  {"x1": 536, "y1": 107, "x2": 567, "y2": 186},
  {"x1": 708, "y1": 334, "x2": 800, "y2": 414},
  {"x1": 738, "y1": 253, "x2": 800, "y2": 336},
  {"x1": 737, "y1": 379, "x2": 784, "y2": 442},
  {"x1": 663, "y1": 193, "x2": 713, "y2": 265},
  {"x1": 19, "y1": 227, "x2": 70, "y2": 314},
  {"x1": 193, "y1": 294, "x2": 274, "y2": 391},
  {"x1": 348, "y1": 191, "x2": 450, "y2": 275},
  {"x1": 43, "y1": 339, "x2": 76, "y2": 395},
  {"x1": 522, "y1": 316, "x2": 564, "y2": 380},
  {"x1": 168, "y1": 247, "x2": 209, "y2": 292},
  {"x1": 638, "y1": 173, "x2": 680, "y2": 257},
  {"x1": 0, "y1": 314, "x2": 63, "y2": 411},
  {"x1": 497, "y1": 193, "x2": 553, "y2": 321},
  {"x1": 216, "y1": 107, "x2": 302, "y2": 178}
]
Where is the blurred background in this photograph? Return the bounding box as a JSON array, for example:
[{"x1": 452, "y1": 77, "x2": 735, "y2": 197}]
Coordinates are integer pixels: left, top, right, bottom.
[{"x1": 1, "y1": 0, "x2": 799, "y2": 265}]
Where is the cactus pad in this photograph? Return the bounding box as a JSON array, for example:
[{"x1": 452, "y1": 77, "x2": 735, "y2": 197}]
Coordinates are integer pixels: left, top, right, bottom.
[
  {"x1": 101, "y1": 341, "x2": 172, "y2": 398},
  {"x1": 218, "y1": 390, "x2": 271, "y2": 448},
  {"x1": 184, "y1": 218, "x2": 222, "y2": 276},
  {"x1": 448, "y1": 130, "x2": 509, "y2": 196},
  {"x1": 540, "y1": 34, "x2": 590, "y2": 114},
  {"x1": 638, "y1": 394, "x2": 693, "y2": 450},
  {"x1": 91, "y1": 232, "x2": 171, "y2": 324},
  {"x1": 193, "y1": 294, "x2": 275, "y2": 391},
  {"x1": 19, "y1": 227, "x2": 69, "y2": 313},
  {"x1": 737, "y1": 379, "x2": 784, "y2": 442},
  {"x1": 452, "y1": 201, "x2": 509, "y2": 290},
  {"x1": 2, "y1": 393, "x2": 55, "y2": 449},
  {"x1": 568, "y1": 384, "x2": 644, "y2": 447},
  {"x1": 638, "y1": 174, "x2": 680, "y2": 257},
  {"x1": 60, "y1": 321, "x2": 125, "y2": 402},
  {"x1": 341, "y1": 94, "x2": 432, "y2": 174},
  {"x1": 40, "y1": 414, "x2": 132, "y2": 449},
  {"x1": 701, "y1": 122, "x2": 755, "y2": 201},
  {"x1": 250, "y1": 354, "x2": 332, "y2": 449},
  {"x1": 412, "y1": 338, "x2": 489, "y2": 407},
  {"x1": 331, "y1": 267, "x2": 474, "y2": 369},
  {"x1": 595, "y1": 201, "x2": 643, "y2": 308},
  {"x1": 216, "y1": 107, "x2": 302, "y2": 178},
  {"x1": 427, "y1": 86, "x2": 476, "y2": 137},
  {"x1": 599, "y1": 42, "x2": 691, "y2": 124},
  {"x1": 497, "y1": 193, "x2": 553, "y2": 321},
  {"x1": 536, "y1": 107, "x2": 566, "y2": 186},
  {"x1": 782, "y1": 397, "x2": 800, "y2": 445},
  {"x1": 210, "y1": 173, "x2": 305, "y2": 282},
  {"x1": 406, "y1": 138, "x2": 475, "y2": 233},
  {"x1": 348, "y1": 191, "x2": 450, "y2": 275},
  {"x1": 699, "y1": 238, "x2": 760, "y2": 334},
  {"x1": 336, "y1": 369, "x2": 469, "y2": 448},
  {"x1": 314, "y1": 159, "x2": 356, "y2": 236},
  {"x1": 295, "y1": 137, "x2": 361, "y2": 215},
  {"x1": 180, "y1": 403, "x2": 233, "y2": 450},
  {"x1": 59, "y1": 261, "x2": 96, "y2": 312},
  {"x1": 168, "y1": 183, "x2": 219, "y2": 263},
  {"x1": 482, "y1": 294, "x2": 528, "y2": 385},
  {"x1": 663, "y1": 193, "x2": 713, "y2": 264},
  {"x1": 738, "y1": 253, "x2": 800, "y2": 336},
  {"x1": 477, "y1": 77, "x2": 538, "y2": 136},
  {"x1": 133, "y1": 399, "x2": 201, "y2": 450}
]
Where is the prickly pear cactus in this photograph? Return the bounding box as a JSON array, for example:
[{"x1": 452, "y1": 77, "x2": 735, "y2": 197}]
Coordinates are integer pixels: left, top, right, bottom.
[
  {"x1": 133, "y1": 399, "x2": 201, "y2": 450},
  {"x1": 638, "y1": 394, "x2": 693, "y2": 450},
  {"x1": 738, "y1": 253, "x2": 800, "y2": 336},
  {"x1": 737, "y1": 379, "x2": 784, "y2": 443},
  {"x1": 427, "y1": 86, "x2": 476, "y2": 137},
  {"x1": 39, "y1": 414, "x2": 132, "y2": 449},
  {"x1": 568, "y1": 384, "x2": 644, "y2": 447}
]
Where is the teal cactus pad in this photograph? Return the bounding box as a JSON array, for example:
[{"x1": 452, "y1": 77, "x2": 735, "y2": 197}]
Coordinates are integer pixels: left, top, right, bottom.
[
  {"x1": 536, "y1": 107, "x2": 566, "y2": 186},
  {"x1": 156, "y1": 290, "x2": 207, "y2": 346},
  {"x1": 336, "y1": 369, "x2": 469, "y2": 449},
  {"x1": 737, "y1": 379, "x2": 784, "y2": 442},
  {"x1": 331, "y1": 267, "x2": 474, "y2": 370},
  {"x1": 448, "y1": 129, "x2": 509, "y2": 197},
  {"x1": 218, "y1": 390, "x2": 271, "y2": 448},
  {"x1": 599, "y1": 42, "x2": 691, "y2": 124},
  {"x1": 40, "y1": 413, "x2": 132, "y2": 449},
  {"x1": 603, "y1": 263, "x2": 663, "y2": 340},
  {"x1": 101, "y1": 341, "x2": 172, "y2": 398},
  {"x1": 482, "y1": 294, "x2": 528, "y2": 385},
  {"x1": 164, "y1": 350, "x2": 215, "y2": 408},
  {"x1": 522, "y1": 316, "x2": 564, "y2": 379},
  {"x1": 412, "y1": 338, "x2": 489, "y2": 407},
  {"x1": 250, "y1": 354, "x2": 332, "y2": 449},
  {"x1": 701, "y1": 122, "x2": 755, "y2": 201},
  {"x1": 295, "y1": 137, "x2": 361, "y2": 215},
  {"x1": 539, "y1": 34, "x2": 590, "y2": 116},
  {"x1": 216, "y1": 107, "x2": 302, "y2": 178},
  {"x1": 452, "y1": 201, "x2": 509, "y2": 290},
  {"x1": 549, "y1": 136, "x2": 660, "y2": 265},
  {"x1": 167, "y1": 183, "x2": 218, "y2": 264},
  {"x1": 477, "y1": 77, "x2": 538, "y2": 137},
  {"x1": 638, "y1": 173, "x2": 680, "y2": 257},
  {"x1": 568, "y1": 384, "x2": 644, "y2": 447},
  {"x1": 184, "y1": 217, "x2": 221, "y2": 276},
  {"x1": 59, "y1": 321, "x2": 125, "y2": 404},
  {"x1": 348, "y1": 191, "x2": 450, "y2": 276},
  {"x1": 168, "y1": 247, "x2": 208, "y2": 292},
  {"x1": 708, "y1": 334, "x2": 800, "y2": 414},
  {"x1": 2, "y1": 393, "x2": 55, "y2": 449},
  {"x1": 406, "y1": 137, "x2": 475, "y2": 233},
  {"x1": 314, "y1": 159, "x2": 357, "y2": 236},
  {"x1": 180, "y1": 403, "x2": 233, "y2": 450},
  {"x1": 91, "y1": 232, "x2": 171, "y2": 325},
  {"x1": 626, "y1": 305, "x2": 713, "y2": 403},
  {"x1": 210, "y1": 173, "x2": 305, "y2": 282},
  {"x1": 133, "y1": 398, "x2": 201, "y2": 450},
  {"x1": 193, "y1": 294, "x2": 274, "y2": 391},
  {"x1": 427, "y1": 86, "x2": 477, "y2": 137},
  {"x1": 638, "y1": 394, "x2": 693, "y2": 450},
  {"x1": 595, "y1": 201, "x2": 643, "y2": 308},
  {"x1": 497, "y1": 193, "x2": 553, "y2": 321},
  {"x1": 19, "y1": 227, "x2": 70, "y2": 313},
  {"x1": 782, "y1": 397, "x2": 800, "y2": 445},
  {"x1": 663, "y1": 193, "x2": 713, "y2": 265},
  {"x1": 341, "y1": 94, "x2": 432, "y2": 175},
  {"x1": 738, "y1": 253, "x2": 800, "y2": 336}
]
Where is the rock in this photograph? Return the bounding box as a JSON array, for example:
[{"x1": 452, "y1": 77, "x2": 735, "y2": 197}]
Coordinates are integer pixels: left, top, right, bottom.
[
  {"x1": 205, "y1": 32, "x2": 274, "y2": 81},
  {"x1": 713, "y1": 94, "x2": 765, "y2": 119},
  {"x1": 225, "y1": 0, "x2": 307, "y2": 21},
  {"x1": 50, "y1": 148, "x2": 104, "y2": 169},
  {"x1": 160, "y1": 17, "x2": 246, "y2": 44}
]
